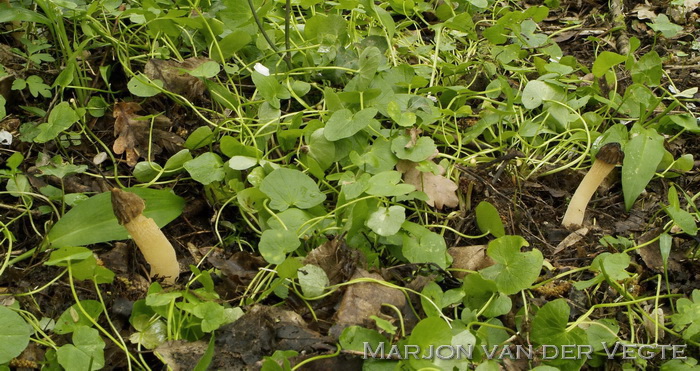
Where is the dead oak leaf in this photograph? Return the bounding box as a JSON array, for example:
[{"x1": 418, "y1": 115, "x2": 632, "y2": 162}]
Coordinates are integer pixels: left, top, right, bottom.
[
  {"x1": 112, "y1": 102, "x2": 183, "y2": 166},
  {"x1": 396, "y1": 159, "x2": 459, "y2": 210},
  {"x1": 113, "y1": 102, "x2": 148, "y2": 167}
]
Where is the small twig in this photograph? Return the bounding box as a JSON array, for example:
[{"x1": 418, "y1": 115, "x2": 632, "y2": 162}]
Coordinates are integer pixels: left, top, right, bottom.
[{"x1": 0, "y1": 203, "x2": 41, "y2": 216}]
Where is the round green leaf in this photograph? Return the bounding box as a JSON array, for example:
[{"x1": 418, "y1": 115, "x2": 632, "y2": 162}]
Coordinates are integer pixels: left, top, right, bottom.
[
  {"x1": 366, "y1": 205, "x2": 405, "y2": 236},
  {"x1": 259, "y1": 168, "x2": 326, "y2": 211},
  {"x1": 324, "y1": 108, "x2": 378, "y2": 141},
  {"x1": 475, "y1": 201, "x2": 505, "y2": 237},
  {"x1": 34, "y1": 102, "x2": 80, "y2": 143},
  {"x1": 57, "y1": 326, "x2": 105, "y2": 371},
  {"x1": 0, "y1": 306, "x2": 32, "y2": 364},
  {"x1": 127, "y1": 73, "x2": 163, "y2": 97},
  {"x1": 258, "y1": 229, "x2": 300, "y2": 264},
  {"x1": 479, "y1": 235, "x2": 543, "y2": 295},
  {"x1": 391, "y1": 136, "x2": 437, "y2": 162},
  {"x1": 297, "y1": 264, "x2": 329, "y2": 298},
  {"x1": 184, "y1": 152, "x2": 225, "y2": 185},
  {"x1": 228, "y1": 156, "x2": 258, "y2": 170},
  {"x1": 522, "y1": 80, "x2": 564, "y2": 109},
  {"x1": 187, "y1": 61, "x2": 220, "y2": 78}
]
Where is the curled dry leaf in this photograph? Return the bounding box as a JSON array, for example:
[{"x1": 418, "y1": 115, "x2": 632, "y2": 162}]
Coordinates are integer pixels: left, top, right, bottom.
[
  {"x1": 112, "y1": 102, "x2": 183, "y2": 166},
  {"x1": 447, "y1": 245, "x2": 494, "y2": 279},
  {"x1": 396, "y1": 159, "x2": 459, "y2": 210},
  {"x1": 144, "y1": 57, "x2": 209, "y2": 100},
  {"x1": 329, "y1": 269, "x2": 406, "y2": 339}
]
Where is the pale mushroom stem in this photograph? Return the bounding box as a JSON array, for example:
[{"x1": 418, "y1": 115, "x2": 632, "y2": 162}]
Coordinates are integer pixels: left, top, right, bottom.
[
  {"x1": 561, "y1": 142, "x2": 623, "y2": 230},
  {"x1": 124, "y1": 214, "x2": 180, "y2": 284},
  {"x1": 111, "y1": 188, "x2": 179, "y2": 284},
  {"x1": 561, "y1": 161, "x2": 616, "y2": 229}
]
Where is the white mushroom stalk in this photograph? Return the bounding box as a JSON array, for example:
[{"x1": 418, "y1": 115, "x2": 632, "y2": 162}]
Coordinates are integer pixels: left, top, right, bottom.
[
  {"x1": 562, "y1": 143, "x2": 624, "y2": 229},
  {"x1": 111, "y1": 188, "x2": 179, "y2": 284}
]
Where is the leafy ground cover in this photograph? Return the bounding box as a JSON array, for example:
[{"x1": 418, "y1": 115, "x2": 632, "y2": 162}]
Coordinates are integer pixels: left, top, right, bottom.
[{"x1": 1, "y1": 0, "x2": 700, "y2": 369}]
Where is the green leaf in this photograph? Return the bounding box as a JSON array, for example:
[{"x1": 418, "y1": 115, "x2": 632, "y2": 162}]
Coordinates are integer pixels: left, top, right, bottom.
[
  {"x1": 584, "y1": 319, "x2": 619, "y2": 352},
  {"x1": 391, "y1": 136, "x2": 436, "y2": 162},
  {"x1": 128, "y1": 317, "x2": 166, "y2": 349},
  {"x1": 387, "y1": 101, "x2": 416, "y2": 127},
  {"x1": 56, "y1": 326, "x2": 105, "y2": 371},
  {"x1": 0, "y1": 96, "x2": 7, "y2": 121},
  {"x1": 54, "y1": 300, "x2": 103, "y2": 334},
  {"x1": 45, "y1": 246, "x2": 93, "y2": 266},
  {"x1": 187, "y1": 61, "x2": 220, "y2": 78},
  {"x1": 194, "y1": 337, "x2": 216, "y2": 371},
  {"x1": 48, "y1": 188, "x2": 185, "y2": 248},
  {"x1": 184, "y1": 152, "x2": 225, "y2": 185},
  {"x1": 631, "y1": 51, "x2": 663, "y2": 86},
  {"x1": 185, "y1": 126, "x2": 215, "y2": 150},
  {"x1": 0, "y1": 4, "x2": 49, "y2": 24},
  {"x1": 672, "y1": 290, "x2": 700, "y2": 340},
  {"x1": 366, "y1": 171, "x2": 415, "y2": 197},
  {"x1": 462, "y1": 274, "x2": 511, "y2": 318},
  {"x1": 298, "y1": 264, "x2": 329, "y2": 297},
  {"x1": 622, "y1": 128, "x2": 665, "y2": 210},
  {"x1": 402, "y1": 226, "x2": 449, "y2": 268},
  {"x1": 0, "y1": 306, "x2": 32, "y2": 364},
  {"x1": 307, "y1": 128, "x2": 335, "y2": 170},
  {"x1": 530, "y1": 299, "x2": 587, "y2": 368},
  {"x1": 228, "y1": 156, "x2": 258, "y2": 170},
  {"x1": 592, "y1": 51, "x2": 627, "y2": 78},
  {"x1": 70, "y1": 255, "x2": 115, "y2": 284},
  {"x1": 479, "y1": 235, "x2": 542, "y2": 295},
  {"x1": 258, "y1": 229, "x2": 300, "y2": 264},
  {"x1": 259, "y1": 168, "x2": 326, "y2": 211},
  {"x1": 324, "y1": 108, "x2": 378, "y2": 141},
  {"x1": 407, "y1": 317, "x2": 452, "y2": 370},
  {"x1": 665, "y1": 186, "x2": 698, "y2": 235},
  {"x1": 648, "y1": 14, "x2": 683, "y2": 38},
  {"x1": 304, "y1": 14, "x2": 348, "y2": 45},
  {"x1": 339, "y1": 326, "x2": 387, "y2": 352},
  {"x1": 218, "y1": 30, "x2": 252, "y2": 60},
  {"x1": 251, "y1": 71, "x2": 289, "y2": 109},
  {"x1": 34, "y1": 102, "x2": 80, "y2": 143},
  {"x1": 475, "y1": 201, "x2": 505, "y2": 237},
  {"x1": 192, "y1": 302, "x2": 228, "y2": 332},
  {"x1": 366, "y1": 205, "x2": 405, "y2": 236},
  {"x1": 521, "y1": 80, "x2": 564, "y2": 109},
  {"x1": 127, "y1": 73, "x2": 163, "y2": 97}
]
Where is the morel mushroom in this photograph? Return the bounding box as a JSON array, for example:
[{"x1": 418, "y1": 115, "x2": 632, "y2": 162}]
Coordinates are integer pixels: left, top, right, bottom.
[
  {"x1": 561, "y1": 142, "x2": 624, "y2": 229},
  {"x1": 111, "y1": 188, "x2": 179, "y2": 284}
]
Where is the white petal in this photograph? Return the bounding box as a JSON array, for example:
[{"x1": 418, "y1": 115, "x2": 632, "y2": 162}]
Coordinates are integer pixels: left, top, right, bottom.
[
  {"x1": 93, "y1": 152, "x2": 108, "y2": 165},
  {"x1": 0, "y1": 130, "x2": 12, "y2": 145},
  {"x1": 254, "y1": 63, "x2": 270, "y2": 76}
]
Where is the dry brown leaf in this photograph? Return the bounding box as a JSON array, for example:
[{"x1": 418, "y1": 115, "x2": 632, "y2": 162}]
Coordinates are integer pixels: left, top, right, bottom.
[
  {"x1": 113, "y1": 102, "x2": 149, "y2": 166},
  {"x1": 329, "y1": 269, "x2": 406, "y2": 339},
  {"x1": 112, "y1": 102, "x2": 183, "y2": 166},
  {"x1": 447, "y1": 245, "x2": 494, "y2": 279},
  {"x1": 144, "y1": 57, "x2": 209, "y2": 100},
  {"x1": 396, "y1": 160, "x2": 459, "y2": 210}
]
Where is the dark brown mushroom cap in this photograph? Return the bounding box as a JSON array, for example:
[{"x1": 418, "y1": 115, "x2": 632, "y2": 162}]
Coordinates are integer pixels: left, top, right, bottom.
[
  {"x1": 595, "y1": 142, "x2": 624, "y2": 164},
  {"x1": 111, "y1": 188, "x2": 146, "y2": 225}
]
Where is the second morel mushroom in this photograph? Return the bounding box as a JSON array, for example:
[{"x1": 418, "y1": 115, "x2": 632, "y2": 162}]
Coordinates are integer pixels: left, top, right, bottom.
[
  {"x1": 111, "y1": 188, "x2": 180, "y2": 284},
  {"x1": 561, "y1": 142, "x2": 624, "y2": 229}
]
